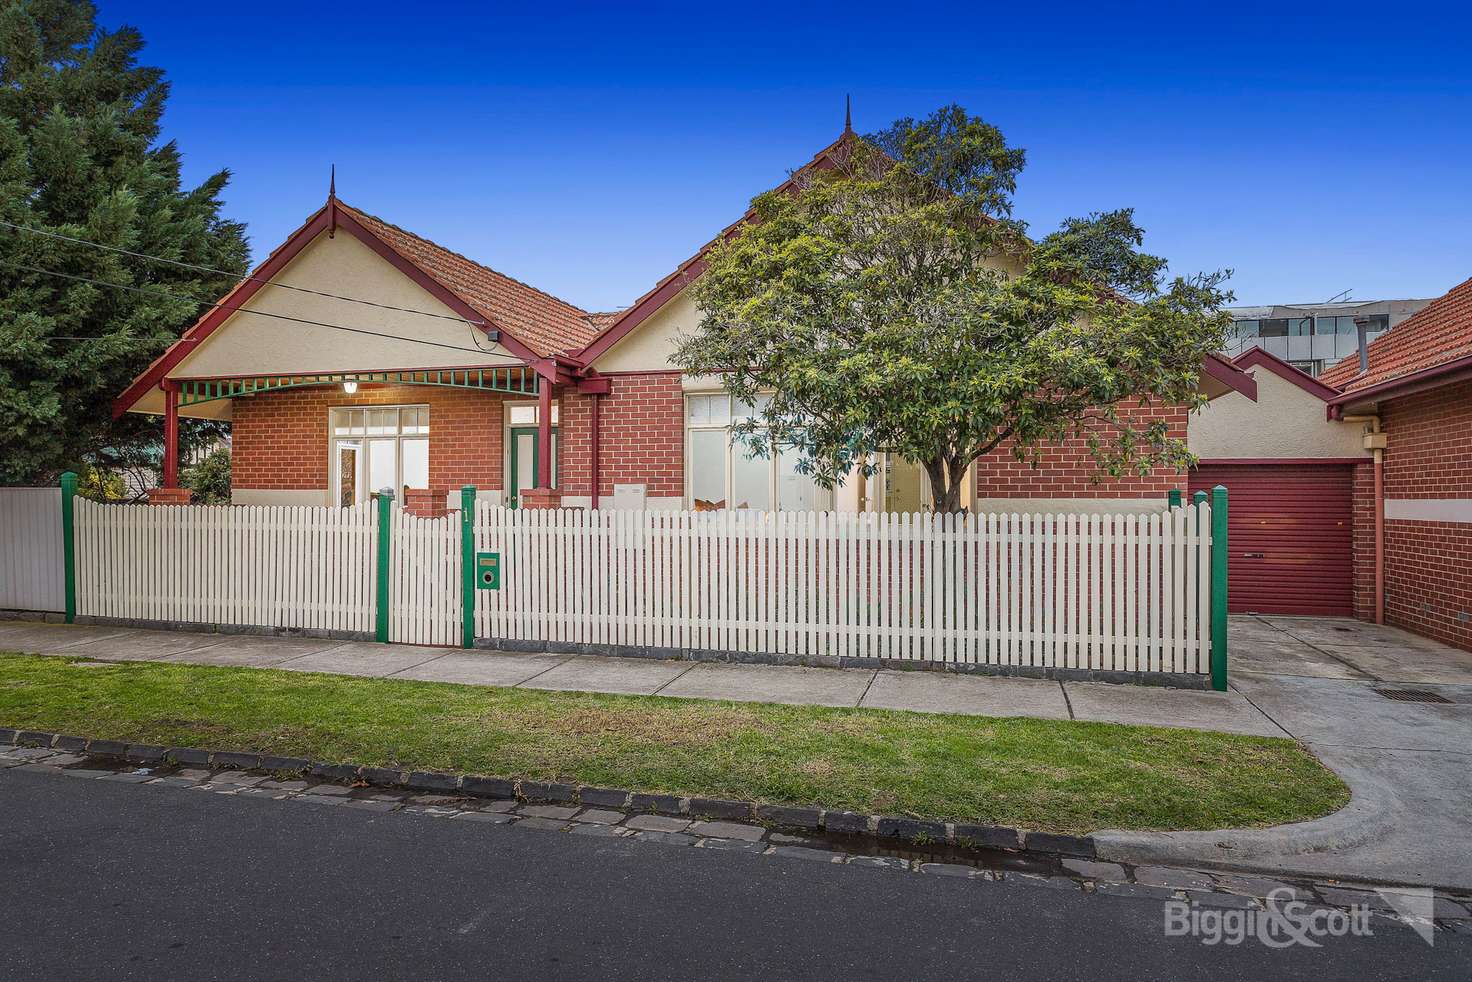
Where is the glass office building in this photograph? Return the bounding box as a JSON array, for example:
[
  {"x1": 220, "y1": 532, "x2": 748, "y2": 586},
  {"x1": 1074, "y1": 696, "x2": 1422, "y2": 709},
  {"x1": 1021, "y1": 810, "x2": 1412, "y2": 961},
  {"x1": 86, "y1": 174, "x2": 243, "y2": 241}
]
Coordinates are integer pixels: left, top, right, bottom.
[{"x1": 1224, "y1": 299, "x2": 1433, "y2": 377}]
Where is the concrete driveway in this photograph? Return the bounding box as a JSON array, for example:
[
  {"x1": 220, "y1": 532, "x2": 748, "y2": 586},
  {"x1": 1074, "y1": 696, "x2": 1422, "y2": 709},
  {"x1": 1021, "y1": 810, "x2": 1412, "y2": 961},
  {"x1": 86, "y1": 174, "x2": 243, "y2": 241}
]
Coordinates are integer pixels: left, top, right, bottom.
[
  {"x1": 1098, "y1": 615, "x2": 1472, "y2": 890},
  {"x1": 1229, "y1": 613, "x2": 1472, "y2": 685}
]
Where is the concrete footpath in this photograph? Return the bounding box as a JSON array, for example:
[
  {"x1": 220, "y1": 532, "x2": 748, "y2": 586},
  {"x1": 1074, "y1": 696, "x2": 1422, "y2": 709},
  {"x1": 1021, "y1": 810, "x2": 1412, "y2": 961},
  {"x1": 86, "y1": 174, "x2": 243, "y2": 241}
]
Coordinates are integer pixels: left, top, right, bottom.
[
  {"x1": 3, "y1": 613, "x2": 1470, "y2": 889},
  {"x1": 0, "y1": 618, "x2": 1287, "y2": 737}
]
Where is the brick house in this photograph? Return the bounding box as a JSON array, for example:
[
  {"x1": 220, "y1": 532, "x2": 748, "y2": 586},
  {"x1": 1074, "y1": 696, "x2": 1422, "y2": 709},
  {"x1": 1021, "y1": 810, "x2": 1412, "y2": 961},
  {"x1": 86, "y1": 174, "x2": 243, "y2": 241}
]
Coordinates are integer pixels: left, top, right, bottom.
[
  {"x1": 1317, "y1": 276, "x2": 1472, "y2": 651},
  {"x1": 114, "y1": 129, "x2": 1255, "y2": 524}
]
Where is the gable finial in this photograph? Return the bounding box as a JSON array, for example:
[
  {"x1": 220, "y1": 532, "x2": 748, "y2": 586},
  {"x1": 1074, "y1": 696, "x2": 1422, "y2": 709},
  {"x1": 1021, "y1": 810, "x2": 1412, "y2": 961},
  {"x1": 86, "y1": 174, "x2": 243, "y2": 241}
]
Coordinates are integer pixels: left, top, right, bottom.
[
  {"x1": 328, "y1": 164, "x2": 338, "y2": 238},
  {"x1": 844, "y1": 94, "x2": 853, "y2": 135}
]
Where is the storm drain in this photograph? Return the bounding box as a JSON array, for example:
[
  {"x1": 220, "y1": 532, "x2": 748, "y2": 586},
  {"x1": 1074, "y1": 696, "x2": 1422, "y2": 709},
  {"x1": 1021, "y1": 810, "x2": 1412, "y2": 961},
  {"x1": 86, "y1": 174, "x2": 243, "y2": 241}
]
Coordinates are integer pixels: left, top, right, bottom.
[{"x1": 1374, "y1": 688, "x2": 1454, "y2": 705}]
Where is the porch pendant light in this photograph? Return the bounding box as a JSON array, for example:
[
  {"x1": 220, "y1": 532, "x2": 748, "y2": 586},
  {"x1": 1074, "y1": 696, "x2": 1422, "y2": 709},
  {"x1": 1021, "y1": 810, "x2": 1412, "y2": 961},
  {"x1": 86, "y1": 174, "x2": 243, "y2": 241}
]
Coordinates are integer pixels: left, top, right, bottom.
[{"x1": 342, "y1": 380, "x2": 358, "y2": 395}]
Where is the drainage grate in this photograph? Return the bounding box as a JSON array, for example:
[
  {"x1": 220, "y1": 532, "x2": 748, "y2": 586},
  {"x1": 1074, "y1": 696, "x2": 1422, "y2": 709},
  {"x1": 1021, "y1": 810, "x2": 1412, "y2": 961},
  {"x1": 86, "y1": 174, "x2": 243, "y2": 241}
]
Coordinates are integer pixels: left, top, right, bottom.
[{"x1": 1375, "y1": 688, "x2": 1454, "y2": 705}]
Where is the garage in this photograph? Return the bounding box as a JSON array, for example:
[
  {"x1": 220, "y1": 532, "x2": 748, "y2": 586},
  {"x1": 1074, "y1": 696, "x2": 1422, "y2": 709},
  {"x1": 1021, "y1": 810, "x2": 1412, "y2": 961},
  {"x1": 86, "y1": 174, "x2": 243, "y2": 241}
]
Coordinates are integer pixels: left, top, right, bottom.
[{"x1": 1189, "y1": 462, "x2": 1355, "y2": 616}]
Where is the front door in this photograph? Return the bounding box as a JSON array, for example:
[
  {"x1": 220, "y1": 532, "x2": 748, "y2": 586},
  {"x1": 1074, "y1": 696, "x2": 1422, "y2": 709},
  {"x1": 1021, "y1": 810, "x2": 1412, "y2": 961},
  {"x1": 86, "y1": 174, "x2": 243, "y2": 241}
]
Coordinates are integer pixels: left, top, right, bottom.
[
  {"x1": 884, "y1": 454, "x2": 929, "y2": 513},
  {"x1": 508, "y1": 426, "x2": 558, "y2": 508}
]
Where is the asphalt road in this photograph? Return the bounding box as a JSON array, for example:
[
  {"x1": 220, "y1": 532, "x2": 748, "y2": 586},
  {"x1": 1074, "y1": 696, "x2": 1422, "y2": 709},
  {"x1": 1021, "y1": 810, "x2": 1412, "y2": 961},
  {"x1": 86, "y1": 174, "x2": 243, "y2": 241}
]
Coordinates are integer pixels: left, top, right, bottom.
[{"x1": 0, "y1": 769, "x2": 1465, "y2": 981}]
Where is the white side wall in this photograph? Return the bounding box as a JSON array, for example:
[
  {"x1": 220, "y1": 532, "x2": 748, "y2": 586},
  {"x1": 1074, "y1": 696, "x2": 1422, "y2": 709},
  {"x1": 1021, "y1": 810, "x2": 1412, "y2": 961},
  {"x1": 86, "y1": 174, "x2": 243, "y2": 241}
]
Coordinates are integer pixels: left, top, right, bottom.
[
  {"x1": 594, "y1": 290, "x2": 700, "y2": 373},
  {"x1": 1189, "y1": 365, "x2": 1368, "y2": 460}
]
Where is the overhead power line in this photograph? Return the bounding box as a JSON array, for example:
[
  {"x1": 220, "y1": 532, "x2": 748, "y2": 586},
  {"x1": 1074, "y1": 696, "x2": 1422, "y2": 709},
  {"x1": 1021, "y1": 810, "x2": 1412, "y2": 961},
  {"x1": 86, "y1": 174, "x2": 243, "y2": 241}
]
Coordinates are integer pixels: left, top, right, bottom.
[
  {"x1": 0, "y1": 259, "x2": 525, "y2": 363},
  {"x1": 0, "y1": 217, "x2": 488, "y2": 327}
]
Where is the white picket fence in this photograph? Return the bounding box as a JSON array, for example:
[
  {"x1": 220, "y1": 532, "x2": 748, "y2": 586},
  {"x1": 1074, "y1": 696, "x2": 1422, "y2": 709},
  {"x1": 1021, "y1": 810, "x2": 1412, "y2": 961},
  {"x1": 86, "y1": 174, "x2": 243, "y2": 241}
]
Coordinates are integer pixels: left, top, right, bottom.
[
  {"x1": 57, "y1": 496, "x2": 1213, "y2": 674},
  {"x1": 474, "y1": 503, "x2": 1213, "y2": 673},
  {"x1": 0, "y1": 488, "x2": 65, "y2": 612},
  {"x1": 74, "y1": 499, "x2": 378, "y2": 635}
]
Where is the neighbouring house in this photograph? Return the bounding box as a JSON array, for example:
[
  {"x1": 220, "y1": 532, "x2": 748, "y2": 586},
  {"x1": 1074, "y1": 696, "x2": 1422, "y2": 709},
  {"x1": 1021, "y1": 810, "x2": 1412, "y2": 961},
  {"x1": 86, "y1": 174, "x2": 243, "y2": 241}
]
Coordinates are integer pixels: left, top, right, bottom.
[
  {"x1": 1186, "y1": 347, "x2": 1371, "y2": 618},
  {"x1": 1224, "y1": 297, "x2": 1433, "y2": 377},
  {"x1": 113, "y1": 128, "x2": 1256, "y2": 523},
  {"x1": 1317, "y1": 276, "x2": 1472, "y2": 652}
]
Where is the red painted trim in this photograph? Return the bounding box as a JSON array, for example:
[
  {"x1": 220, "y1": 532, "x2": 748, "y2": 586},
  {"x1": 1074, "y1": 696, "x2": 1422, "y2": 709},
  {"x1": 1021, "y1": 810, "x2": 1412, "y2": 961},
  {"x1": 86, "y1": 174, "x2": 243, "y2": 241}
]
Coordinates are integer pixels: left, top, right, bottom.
[
  {"x1": 162, "y1": 382, "x2": 180, "y2": 488},
  {"x1": 1231, "y1": 347, "x2": 1342, "y2": 401},
  {"x1": 574, "y1": 376, "x2": 611, "y2": 395},
  {"x1": 1201, "y1": 352, "x2": 1258, "y2": 402},
  {"x1": 589, "y1": 392, "x2": 602, "y2": 510},
  {"x1": 172, "y1": 362, "x2": 533, "y2": 383},
  {"x1": 114, "y1": 201, "x2": 549, "y2": 418},
  {"x1": 1193, "y1": 457, "x2": 1369, "y2": 466},
  {"x1": 332, "y1": 208, "x2": 542, "y2": 365},
  {"x1": 591, "y1": 369, "x2": 687, "y2": 378},
  {"x1": 576, "y1": 133, "x2": 854, "y2": 366},
  {"x1": 113, "y1": 207, "x2": 333, "y2": 418},
  {"x1": 1327, "y1": 352, "x2": 1472, "y2": 408},
  {"x1": 536, "y1": 383, "x2": 554, "y2": 490}
]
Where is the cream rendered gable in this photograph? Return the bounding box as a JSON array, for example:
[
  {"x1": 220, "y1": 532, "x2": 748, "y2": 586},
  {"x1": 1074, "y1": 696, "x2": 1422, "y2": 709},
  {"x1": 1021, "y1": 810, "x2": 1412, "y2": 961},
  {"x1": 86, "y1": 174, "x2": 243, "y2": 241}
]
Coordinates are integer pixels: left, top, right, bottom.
[
  {"x1": 1188, "y1": 363, "x2": 1368, "y2": 459},
  {"x1": 588, "y1": 288, "x2": 700, "y2": 373},
  {"x1": 130, "y1": 230, "x2": 518, "y2": 420}
]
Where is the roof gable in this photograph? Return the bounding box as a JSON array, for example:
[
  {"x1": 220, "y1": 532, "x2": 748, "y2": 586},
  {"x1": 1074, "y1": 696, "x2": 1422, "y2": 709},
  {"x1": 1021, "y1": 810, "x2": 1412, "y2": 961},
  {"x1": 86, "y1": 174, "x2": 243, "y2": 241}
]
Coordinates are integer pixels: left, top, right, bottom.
[
  {"x1": 1232, "y1": 347, "x2": 1340, "y2": 402},
  {"x1": 1319, "y1": 275, "x2": 1472, "y2": 393},
  {"x1": 115, "y1": 198, "x2": 602, "y2": 416},
  {"x1": 576, "y1": 131, "x2": 854, "y2": 367},
  {"x1": 341, "y1": 204, "x2": 599, "y2": 357}
]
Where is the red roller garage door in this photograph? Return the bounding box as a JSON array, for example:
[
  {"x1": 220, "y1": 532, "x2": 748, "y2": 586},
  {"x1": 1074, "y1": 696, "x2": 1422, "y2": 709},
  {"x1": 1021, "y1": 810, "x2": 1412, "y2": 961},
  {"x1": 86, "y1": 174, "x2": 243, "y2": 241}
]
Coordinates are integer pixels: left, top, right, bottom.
[{"x1": 1189, "y1": 463, "x2": 1354, "y2": 616}]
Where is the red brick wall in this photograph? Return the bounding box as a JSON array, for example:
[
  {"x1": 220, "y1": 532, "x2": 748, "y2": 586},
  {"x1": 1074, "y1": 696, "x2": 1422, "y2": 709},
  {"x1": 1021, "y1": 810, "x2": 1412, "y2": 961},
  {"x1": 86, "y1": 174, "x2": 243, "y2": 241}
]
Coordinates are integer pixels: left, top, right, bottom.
[
  {"x1": 1351, "y1": 462, "x2": 1376, "y2": 622},
  {"x1": 559, "y1": 372, "x2": 685, "y2": 501},
  {"x1": 972, "y1": 401, "x2": 1190, "y2": 499},
  {"x1": 1376, "y1": 378, "x2": 1472, "y2": 650},
  {"x1": 231, "y1": 384, "x2": 508, "y2": 494}
]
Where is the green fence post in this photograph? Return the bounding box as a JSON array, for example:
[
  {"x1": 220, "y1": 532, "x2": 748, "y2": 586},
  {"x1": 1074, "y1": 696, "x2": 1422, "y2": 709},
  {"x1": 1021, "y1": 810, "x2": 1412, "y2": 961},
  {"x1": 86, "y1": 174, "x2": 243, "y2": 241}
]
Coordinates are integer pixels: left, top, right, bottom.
[
  {"x1": 1167, "y1": 488, "x2": 1182, "y2": 509},
  {"x1": 59, "y1": 471, "x2": 77, "y2": 624},
  {"x1": 375, "y1": 489, "x2": 394, "y2": 643},
  {"x1": 460, "y1": 486, "x2": 476, "y2": 649},
  {"x1": 1210, "y1": 484, "x2": 1229, "y2": 691}
]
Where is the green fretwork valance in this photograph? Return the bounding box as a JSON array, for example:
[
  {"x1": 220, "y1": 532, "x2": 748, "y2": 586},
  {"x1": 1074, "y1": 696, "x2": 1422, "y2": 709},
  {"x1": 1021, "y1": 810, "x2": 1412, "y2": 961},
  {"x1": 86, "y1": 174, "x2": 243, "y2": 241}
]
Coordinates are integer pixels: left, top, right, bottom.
[{"x1": 175, "y1": 366, "x2": 539, "y2": 407}]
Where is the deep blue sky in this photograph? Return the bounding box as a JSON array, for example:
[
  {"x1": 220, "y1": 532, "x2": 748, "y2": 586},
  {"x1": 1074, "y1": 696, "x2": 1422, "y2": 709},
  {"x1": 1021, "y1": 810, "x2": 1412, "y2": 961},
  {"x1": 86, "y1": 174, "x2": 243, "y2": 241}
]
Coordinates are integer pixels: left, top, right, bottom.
[{"x1": 99, "y1": 2, "x2": 1471, "y2": 312}]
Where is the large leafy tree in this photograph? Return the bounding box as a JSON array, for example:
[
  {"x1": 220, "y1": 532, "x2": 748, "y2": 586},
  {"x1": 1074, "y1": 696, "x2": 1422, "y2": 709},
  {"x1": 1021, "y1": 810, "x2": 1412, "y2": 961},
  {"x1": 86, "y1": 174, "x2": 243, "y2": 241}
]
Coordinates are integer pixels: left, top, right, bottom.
[
  {"x1": 0, "y1": 0, "x2": 248, "y2": 486},
  {"x1": 675, "y1": 104, "x2": 1231, "y2": 512}
]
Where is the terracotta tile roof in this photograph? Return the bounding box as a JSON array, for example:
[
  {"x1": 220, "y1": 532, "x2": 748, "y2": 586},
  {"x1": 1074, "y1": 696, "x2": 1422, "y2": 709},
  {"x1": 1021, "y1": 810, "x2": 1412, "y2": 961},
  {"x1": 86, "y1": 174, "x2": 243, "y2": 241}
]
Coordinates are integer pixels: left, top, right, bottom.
[
  {"x1": 584, "y1": 310, "x2": 626, "y2": 331},
  {"x1": 340, "y1": 202, "x2": 599, "y2": 357},
  {"x1": 1320, "y1": 275, "x2": 1472, "y2": 393}
]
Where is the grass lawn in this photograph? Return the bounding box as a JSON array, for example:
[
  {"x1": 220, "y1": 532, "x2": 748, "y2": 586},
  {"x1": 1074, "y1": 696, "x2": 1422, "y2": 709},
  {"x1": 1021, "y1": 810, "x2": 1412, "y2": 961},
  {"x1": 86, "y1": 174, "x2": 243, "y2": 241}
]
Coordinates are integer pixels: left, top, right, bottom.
[{"x1": 0, "y1": 652, "x2": 1347, "y2": 834}]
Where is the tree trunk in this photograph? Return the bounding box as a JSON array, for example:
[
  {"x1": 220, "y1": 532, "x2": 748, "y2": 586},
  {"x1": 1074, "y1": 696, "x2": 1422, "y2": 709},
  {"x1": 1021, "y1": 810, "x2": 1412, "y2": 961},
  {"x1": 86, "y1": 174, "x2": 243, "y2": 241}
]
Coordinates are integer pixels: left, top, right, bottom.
[{"x1": 924, "y1": 457, "x2": 968, "y2": 513}]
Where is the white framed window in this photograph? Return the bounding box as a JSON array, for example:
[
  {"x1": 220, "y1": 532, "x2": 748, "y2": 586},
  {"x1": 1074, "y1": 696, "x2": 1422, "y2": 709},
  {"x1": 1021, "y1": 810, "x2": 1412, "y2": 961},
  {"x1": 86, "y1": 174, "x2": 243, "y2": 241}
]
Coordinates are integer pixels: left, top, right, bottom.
[
  {"x1": 329, "y1": 405, "x2": 429, "y2": 506},
  {"x1": 684, "y1": 393, "x2": 832, "y2": 511}
]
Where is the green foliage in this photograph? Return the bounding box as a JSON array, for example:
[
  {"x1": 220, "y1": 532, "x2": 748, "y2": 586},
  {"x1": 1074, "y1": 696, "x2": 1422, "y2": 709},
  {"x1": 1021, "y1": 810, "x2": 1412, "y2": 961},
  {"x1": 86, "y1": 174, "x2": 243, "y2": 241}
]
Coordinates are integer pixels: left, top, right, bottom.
[
  {"x1": 0, "y1": 0, "x2": 248, "y2": 485},
  {"x1": 181, "y1": 446, "x2": 230, "y2": 504},
  {"x1": 75, "y1": 461, "x2": 122, "y2": 501},
  {"x1": 676, "y1": 104, "x2": 1232, "y2": 511}
]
